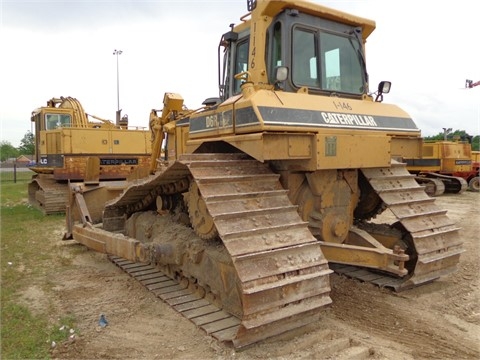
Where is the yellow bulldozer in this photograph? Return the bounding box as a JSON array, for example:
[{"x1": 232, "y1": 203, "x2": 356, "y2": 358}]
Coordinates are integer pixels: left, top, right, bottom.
[
  {"x1": 403, "y1": 140, "x2": 478, "y2": 195},
  {"x1": 28, "y1": 96, "x2": 152, "y2": 214},
  {"x1": 63, "y1": 0, "x2": 463, "y2": 348}
]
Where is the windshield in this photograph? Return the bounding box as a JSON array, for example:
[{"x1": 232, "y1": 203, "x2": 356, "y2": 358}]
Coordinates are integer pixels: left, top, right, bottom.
[
  {"x1": 45, "y1": 113, "x2": 71, "y2": 130},
  {"x1": 292, "y1": 27, "x2": 365, "y2": 94}
]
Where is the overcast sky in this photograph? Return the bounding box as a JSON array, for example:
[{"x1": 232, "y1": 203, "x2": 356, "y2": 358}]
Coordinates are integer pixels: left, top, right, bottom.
[{"x1": 1, "y1": 0, "x2": 478, "y2": 147}]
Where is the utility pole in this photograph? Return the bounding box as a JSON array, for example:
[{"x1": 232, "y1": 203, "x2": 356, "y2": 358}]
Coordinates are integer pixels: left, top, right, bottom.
[
  {"x1": 443, "y1": 127, "x2": 452, "y2": 141},
  {"x1": 113, "y1": 49, "x2": 123, "y2": 124}
]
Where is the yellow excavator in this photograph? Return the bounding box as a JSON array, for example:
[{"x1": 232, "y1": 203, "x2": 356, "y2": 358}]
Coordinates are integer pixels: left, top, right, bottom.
[
  {"x1": 64, "y1": 0, "x2": 463, "y2": 348},
  {"x1": 28, "y1": 96, "x2": 152, "y2": 214}
]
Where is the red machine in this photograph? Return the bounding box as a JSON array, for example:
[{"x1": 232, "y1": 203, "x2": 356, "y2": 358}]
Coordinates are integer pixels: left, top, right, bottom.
[{"x1": 465, "y1": 79, "x2": 480, "y2": 88}]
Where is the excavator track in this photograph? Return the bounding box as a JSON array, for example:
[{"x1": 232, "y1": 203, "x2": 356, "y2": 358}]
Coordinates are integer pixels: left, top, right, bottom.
[
  {"x1": 333, "y1": 161, "x2": 463, "y2": 291},
  {"x1": 420, "y1": 173, "x2": 468, "y2": 195},
  {"x1": 414, "y1": 176, "x2": 445, "y2": 196},
  {"x1": 28, "y1": 174, "x2": 68, "y2": 214},
  {"x1": 468, "y1": 176, "x2": 480, "y2": 192},
  {"x1": 78, "y1": 153, "x2": 332, "y2": 348}
]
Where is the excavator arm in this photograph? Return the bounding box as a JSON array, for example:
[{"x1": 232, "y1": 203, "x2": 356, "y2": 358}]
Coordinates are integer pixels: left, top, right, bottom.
[
  {"x1": 148, "y1": 93, "x2": 185, "y2": 174},
  {"x1": 46, "y1": 96, "x2": 90, "y2": 127}
]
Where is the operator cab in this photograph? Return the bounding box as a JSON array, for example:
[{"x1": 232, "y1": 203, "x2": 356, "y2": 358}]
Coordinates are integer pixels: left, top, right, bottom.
[
  {"x1": 45, "y1": 113, "x2": 72, "y2": 129},
  {"x1": 219, "y1": 5, "x2": 390, "y2": 102},
  {"x1": 31, "y1": 109, "x2": 72, "y2": 131}
]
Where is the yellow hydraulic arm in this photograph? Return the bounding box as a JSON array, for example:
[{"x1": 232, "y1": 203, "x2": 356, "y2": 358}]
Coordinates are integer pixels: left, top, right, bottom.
[{"x1": 148, "y1": 93, "x2": 185, "y2": 174}]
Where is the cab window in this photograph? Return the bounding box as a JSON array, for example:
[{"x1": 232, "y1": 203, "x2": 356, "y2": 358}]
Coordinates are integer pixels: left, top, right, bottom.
[
  {"x1": 291, "y1": 26, "x2": 365, "y2": 94},
  {"x1": 270, "y1": 21, "x2": 283, "y2": 83},
  {"x1": 320, "y1": 32, "x2": 364, "y2": 94},
  {"x1": 234, "y1": 39, "x2": 250, "y2": 94},
  {"x1": 292, "y1": 29, "x2": 319, "y2": 88},
  {"x1": 45, "y1": 113, "x2": 71, "y2": 130}
]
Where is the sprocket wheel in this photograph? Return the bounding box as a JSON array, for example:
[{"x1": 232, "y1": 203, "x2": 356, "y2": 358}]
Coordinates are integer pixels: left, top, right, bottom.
[
  {"x1": 187, "y1": 181, "x2": 218, "y2": 240},
  {"x1": 354, "y1": 172, "x2": 385, "y2": 220}
]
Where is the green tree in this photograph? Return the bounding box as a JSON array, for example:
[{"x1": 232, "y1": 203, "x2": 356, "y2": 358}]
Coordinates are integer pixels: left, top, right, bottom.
[
  {"x1": 472, "y1": 136, "x2": 480, "y2": 151},
  {"x1": 18, "y1": 131, "x2": 35, "y2": 155},
  {"x1": 0, "y1": 141, "x2": 19, "y2": 162},
  {"x1": 424, "y1": 129, "x2": 474, "y2": 142},
  {"x1": 424, "y1": 130, "x2": 480, "y2": 151}
]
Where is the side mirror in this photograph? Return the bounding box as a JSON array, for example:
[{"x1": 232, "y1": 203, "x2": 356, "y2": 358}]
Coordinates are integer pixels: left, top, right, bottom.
[
  {"x1": 378, "y1": 81, "x2": 391, "y2": 94},
  {"x1": 274, "y1": 66, "x2": 289, "y2": 90},
  {"x1": 375, "y1": 81, "x2": 391, "y2": 102},
  {"x1": 275, "y1": 66, "x2": 289, "y2": 82}
]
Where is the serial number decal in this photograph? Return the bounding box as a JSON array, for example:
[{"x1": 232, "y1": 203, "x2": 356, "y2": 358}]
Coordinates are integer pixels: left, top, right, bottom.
[
  {"x1": 455, "y1": 160, "x2": 471, "y2": 165},
  {"x1": 205, "y1": 112, "x2": 232, "y2": 128},
  {"x1": 332, "y1": 101, "x2": 352, "y2": 111},
  {"x1": 321, "y1": 112, "x2": 377, "y2": 127}
]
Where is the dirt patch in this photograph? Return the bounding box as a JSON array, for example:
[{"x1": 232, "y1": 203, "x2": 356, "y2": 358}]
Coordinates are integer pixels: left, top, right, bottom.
[{"x1": 28, "y1": 192, "x2": 480, "y2": 359}]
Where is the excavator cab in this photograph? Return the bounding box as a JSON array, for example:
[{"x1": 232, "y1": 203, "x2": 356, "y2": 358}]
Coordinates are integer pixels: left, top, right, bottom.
[
  {"x1": 30, "y1": 106, "x2": 76, "y2": 169},
  {"x1": 45, "y1": 112, "x2": 72, "y2": 130},
  {"x1": 30, "y1": 109, "x2": 73, "y2": 132}
]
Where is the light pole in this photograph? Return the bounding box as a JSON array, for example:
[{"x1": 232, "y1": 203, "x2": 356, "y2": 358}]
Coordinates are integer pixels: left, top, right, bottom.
[
  {"x1": 113, "y1": 49, "x2": 123, "y2": 112},
  {"x1": 442, "y1": 127, "x2": 452, "y2": 141}
]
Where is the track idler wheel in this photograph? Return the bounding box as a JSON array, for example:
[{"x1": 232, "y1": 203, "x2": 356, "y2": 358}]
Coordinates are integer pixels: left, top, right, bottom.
[
  {"x1": 187, "y1": 181, "x2": 218, "y2": 240},
  {"x1": 391, "y1": 221, "x2": 417, "y2": 275},
  {"x1": 468, "y1": 176, "x2": 479, "y2": 192}
]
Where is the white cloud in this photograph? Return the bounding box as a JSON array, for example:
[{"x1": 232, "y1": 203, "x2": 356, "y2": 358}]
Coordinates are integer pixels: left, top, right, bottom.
[
  {"x1": 0, "y1": 1, "x2": 246, "y2": 145},
  {"x1": 1, "y1": 0, "x2": 478, "y2": 147}
]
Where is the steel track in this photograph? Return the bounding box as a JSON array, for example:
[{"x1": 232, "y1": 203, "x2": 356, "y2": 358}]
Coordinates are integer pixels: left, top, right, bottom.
[
  {"x1": 332, "y1": 161, "x2": 463, "y2": 291},
  {"x1": 100, "y1": 153, "x2": 332, "y2": 348},
  {"x1": 108, "y1": 255, "x2": 242, "y2": 343},
  {"x1": 80, "y1": 156, "x2": 463, "y2": 348}
]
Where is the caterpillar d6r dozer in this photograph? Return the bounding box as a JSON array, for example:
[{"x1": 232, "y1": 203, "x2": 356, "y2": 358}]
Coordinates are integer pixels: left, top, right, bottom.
[
  {"x1": 64, "y1": 0, "x2": 463, "y2": 348},
  {"x1": 29, "y1": 96, "x2": 152, "y2": 214}
]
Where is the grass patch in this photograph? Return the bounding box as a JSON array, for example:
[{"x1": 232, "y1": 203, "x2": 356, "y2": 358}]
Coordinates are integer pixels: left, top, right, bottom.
[
  {"x1": 1, "y1": 181, "x2": 32, "y2": 207},
  {"x1": 0, "y1": 169, "x2": 34, "y2": 182},
  {"x1": 1, "y1": 302, "x2": 51, "y2": 359},
  {"x1": 1, "y1": 177, "x2": 76, "y2": 359},
  {"x1": 49, "y1": 314, "x2": 78, "y2": 346},
  {"x1": 1, "y1": 304, "x2": 78, "y2": 359}
]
